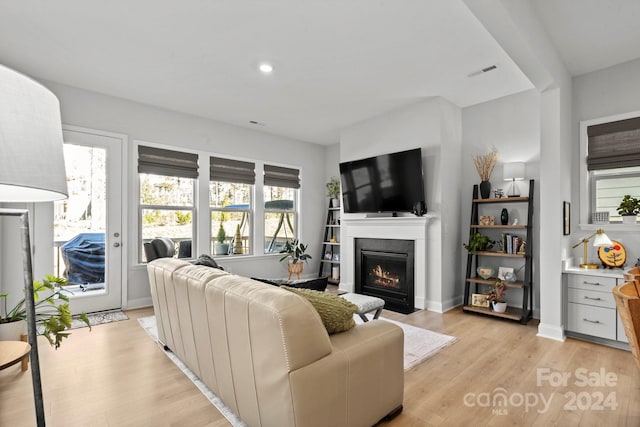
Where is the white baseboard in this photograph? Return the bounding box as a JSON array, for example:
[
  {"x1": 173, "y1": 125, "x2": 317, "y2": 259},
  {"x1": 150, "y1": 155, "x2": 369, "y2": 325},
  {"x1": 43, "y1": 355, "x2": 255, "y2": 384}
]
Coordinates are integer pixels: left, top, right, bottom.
[
  {"x1": 537, "y1": 323, "x2": 566, "y2": 342},
  {"x1": 125, "y1": 297, "x2": 153, "y2": 310}
]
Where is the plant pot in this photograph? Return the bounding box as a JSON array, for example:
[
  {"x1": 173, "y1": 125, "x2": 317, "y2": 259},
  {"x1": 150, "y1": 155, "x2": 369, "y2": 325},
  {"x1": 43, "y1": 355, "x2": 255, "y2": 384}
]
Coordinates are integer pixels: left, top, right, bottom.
[
  {"x1": 479, "y1": 181, "x2": 491, "y2": 199},
  {"x1": 330, "y1": 198, "x2": 340, "y2": 208},
  {"x1": 492, "y1": 302, "x2": 507, "y2": 313},
  {"x1": 0, "y1": 319, "x2": 27, "y2": 341},
  {"x1": 622, "y1": 215, "x2": 637, "y2": 224},
  {"x1": 288, "y1": 261, "x2": 304, "y2": 280},
  {"x1": 214, "y1": 243, "x2": 229, "y2": 255}
]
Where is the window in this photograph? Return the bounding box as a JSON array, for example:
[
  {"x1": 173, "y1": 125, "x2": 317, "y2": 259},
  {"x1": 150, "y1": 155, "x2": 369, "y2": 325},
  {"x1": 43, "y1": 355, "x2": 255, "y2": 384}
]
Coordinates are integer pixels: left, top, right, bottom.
[
  {"x1": 587, "y1": 116, "x2": 640, "y2": 223},
  {"x1": 264, "y1": 165, "x2": 299, "y2": 253},
  {"x1": 210, "y1": 157, "x2": 255, "y2": 255},
  {"x1": 138, "y1": 146, "x2": 197, "y2": 262}
]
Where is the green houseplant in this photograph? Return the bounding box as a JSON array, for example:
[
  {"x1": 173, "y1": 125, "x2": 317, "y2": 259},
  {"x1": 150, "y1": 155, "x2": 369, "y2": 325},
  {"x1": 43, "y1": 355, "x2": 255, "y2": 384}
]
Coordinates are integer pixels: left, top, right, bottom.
[
  {"x1": 487, "y1": 280, "x2": 507, "y2": 313},
  {"x1": 617, "y1": 195, "x2": 640, "y2": 224},
  {"x1": 463, "y1": 232, "x2": 495, "y2": 254},
  {"x1": 0, "y1": 275, "x2": 90, "y2": 349},
  {"x1": 279, "y1": 240, "x2": 312, "y2": 280},
  {"x1": 214, "y1": 223, "x2": 229, "y2": 255},
  {"x1": 326, "y1": 176, "x2": 341, "y2": 208}
]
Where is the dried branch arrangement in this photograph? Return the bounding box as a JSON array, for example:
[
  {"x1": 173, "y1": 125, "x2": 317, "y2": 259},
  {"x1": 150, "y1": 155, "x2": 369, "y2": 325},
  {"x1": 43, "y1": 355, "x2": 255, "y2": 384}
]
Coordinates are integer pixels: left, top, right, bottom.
[{"x1": 472, "y1": 151, "x2": 499, "y2": 181}]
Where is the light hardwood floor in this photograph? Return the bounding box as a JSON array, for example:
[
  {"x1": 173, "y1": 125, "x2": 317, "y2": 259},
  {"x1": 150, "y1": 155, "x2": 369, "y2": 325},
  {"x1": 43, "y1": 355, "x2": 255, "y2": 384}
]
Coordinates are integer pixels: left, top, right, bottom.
[{"x1": 1, "y1": 306, "x2": 639, "y2": 426}]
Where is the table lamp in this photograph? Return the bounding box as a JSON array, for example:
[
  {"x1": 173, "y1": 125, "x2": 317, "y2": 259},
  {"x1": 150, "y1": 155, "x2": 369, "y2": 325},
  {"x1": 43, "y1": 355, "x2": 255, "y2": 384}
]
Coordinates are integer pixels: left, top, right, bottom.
[
  {"x1": 503, "y1": 162, "x2": 525, "y2": 197},
  {"x1": 571, "y1": 229, "x2": 612, "y2": 269},
  {"x1": 0, "y1": 63, "x2": 68, "y2": 426}
]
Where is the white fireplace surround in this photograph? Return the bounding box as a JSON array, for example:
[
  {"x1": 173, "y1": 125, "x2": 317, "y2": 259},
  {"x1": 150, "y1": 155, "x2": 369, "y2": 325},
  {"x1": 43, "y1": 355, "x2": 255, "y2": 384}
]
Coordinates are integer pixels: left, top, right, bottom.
[{"x1": 340, "y1": 215, "x2": 432, "y2": 311}]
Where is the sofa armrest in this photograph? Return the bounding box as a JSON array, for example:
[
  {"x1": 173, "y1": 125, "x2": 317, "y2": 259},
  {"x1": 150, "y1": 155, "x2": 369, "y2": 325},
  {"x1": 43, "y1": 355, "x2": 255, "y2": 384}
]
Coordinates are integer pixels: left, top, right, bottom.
[{"x1": 288, "y1": 320, "x2": 404, "y2": 427}]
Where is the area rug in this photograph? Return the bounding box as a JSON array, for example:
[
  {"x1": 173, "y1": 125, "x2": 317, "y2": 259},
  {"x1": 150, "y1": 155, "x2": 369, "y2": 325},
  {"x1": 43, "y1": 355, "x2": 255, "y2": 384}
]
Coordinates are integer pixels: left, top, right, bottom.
[
  {"x1": 37, "y1": 309, "x2": 129, "y2": 334},
  {"x1": 355, "y1": 316, "x2": 457, "y2": 370},
  {"x1": 72, "y1": 309, "x2": 129, "y2": 329}
]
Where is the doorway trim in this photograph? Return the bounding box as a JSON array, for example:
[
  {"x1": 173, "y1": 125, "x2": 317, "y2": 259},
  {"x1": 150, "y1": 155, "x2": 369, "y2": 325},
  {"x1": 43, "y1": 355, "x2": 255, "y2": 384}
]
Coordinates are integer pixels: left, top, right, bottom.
[{"x1": 62, "y1": 124, "x2": 129, "y2": 310}]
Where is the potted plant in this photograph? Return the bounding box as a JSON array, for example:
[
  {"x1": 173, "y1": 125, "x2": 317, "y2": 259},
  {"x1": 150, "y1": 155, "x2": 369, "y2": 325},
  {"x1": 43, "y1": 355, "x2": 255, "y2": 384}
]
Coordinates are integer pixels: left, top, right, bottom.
[
  {"x1": 214, "y1": 223, "x2": 229, "y2": 255},
  {"x1": 0, "y1": 275, "x2": 90, "y2": 349},
  {"x1": 463, "y1": 232, "x2": 495, "y2": 254},
  {"x1": 279, "y1": 239, "x2": 312, "y2": 280},
  {"x1": 472, "y1": 150, "x2": 499, "y2": 198},
  {"x1": 617, "y1": 195, "x2": 639, "y2": 224},
  {"x1": 326, "y1": 176, "x2": 341, "y2": 208},
  {"x1": 487, "y1": 280, "x2": 507, "y2": 313}
]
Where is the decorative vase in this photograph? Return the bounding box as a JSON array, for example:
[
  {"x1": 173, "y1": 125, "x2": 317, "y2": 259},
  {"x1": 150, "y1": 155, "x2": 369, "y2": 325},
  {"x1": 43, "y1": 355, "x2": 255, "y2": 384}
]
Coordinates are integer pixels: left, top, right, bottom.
[
  {"x1": 0, "y1": 320, "x2": 27, "y2": 341},
  {"x1": 479, "y1": 181, "x2": 491, "y2": 199},
  {"x1": 492, "y1": 302, "x2": 507, "y2": 313},
  {"x1": 288, "y1": 261, "x2": 304, "y2": 280},
  {"x1": 501, "y1": 208, "x2": 509, "y2": 225},
  {"x1": 476, "y1": 266, "x2": 494, "y2": 280}
]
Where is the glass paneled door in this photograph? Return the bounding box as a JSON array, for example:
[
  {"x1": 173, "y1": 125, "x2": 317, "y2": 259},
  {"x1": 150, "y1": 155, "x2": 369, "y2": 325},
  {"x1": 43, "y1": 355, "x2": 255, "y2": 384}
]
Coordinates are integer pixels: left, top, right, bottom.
[{"x1": 53, "y1": 128, "x2": 123, "y2": 313}]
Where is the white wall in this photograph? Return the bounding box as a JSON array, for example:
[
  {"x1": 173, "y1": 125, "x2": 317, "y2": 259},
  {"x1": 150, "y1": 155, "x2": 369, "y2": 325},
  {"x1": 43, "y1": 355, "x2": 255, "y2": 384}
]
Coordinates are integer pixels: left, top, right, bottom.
[
  {"x1": 2, "y1": 80, "x2": 328, "y2": 310},
  {"x1": 461, "y1": 89, "x2": 541, "y2": 313},
  {"x1": 338, "y1": 98, "x2": 461, "y2": 312},
  {"x1": 571, "y1": 58, "x2": 640, "y2": 265}
]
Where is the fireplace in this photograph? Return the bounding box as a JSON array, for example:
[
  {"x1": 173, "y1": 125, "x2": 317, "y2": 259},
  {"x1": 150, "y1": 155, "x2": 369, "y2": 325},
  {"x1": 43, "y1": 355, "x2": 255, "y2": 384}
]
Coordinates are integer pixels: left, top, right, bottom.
[{"x1": 355, "y1": 238, "x2": 415, "y2": 314}]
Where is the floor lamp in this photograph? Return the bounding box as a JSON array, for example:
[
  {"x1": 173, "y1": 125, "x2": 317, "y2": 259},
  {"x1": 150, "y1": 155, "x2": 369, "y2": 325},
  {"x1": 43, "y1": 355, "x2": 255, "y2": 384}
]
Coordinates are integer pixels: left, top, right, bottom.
[{"x1": 0, "y1": 64, "x2": 68, "y2": 426}]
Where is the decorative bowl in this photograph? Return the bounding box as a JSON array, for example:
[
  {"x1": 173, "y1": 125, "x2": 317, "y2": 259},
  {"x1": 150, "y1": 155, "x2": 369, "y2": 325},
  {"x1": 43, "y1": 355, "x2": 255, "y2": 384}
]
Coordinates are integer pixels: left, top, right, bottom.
[{"x1": 476, "y1": 266, "x2": 494, "y2": 280}]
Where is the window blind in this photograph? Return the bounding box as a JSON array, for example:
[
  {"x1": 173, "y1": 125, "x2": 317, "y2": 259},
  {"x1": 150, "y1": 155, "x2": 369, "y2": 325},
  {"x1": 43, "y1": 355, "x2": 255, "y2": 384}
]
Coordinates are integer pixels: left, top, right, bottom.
[
  {"x1": 264, "y1": 165, "x2": 300, "y2": 189},
  {"x1": 210, "y1": 157, "x2": 255, "y2": 184},
  {"x1": 587, "y1": 116, "x2": 640, "y2": 170},
  {"x1": 138, "y1": 145, "x2": 198, "y2": 178}
]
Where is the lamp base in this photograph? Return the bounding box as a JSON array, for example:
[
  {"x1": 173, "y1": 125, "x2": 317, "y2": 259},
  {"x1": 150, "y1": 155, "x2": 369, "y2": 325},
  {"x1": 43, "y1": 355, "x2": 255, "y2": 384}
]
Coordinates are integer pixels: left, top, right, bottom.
[
  {"x1": 579, "y1": 263, "x2": 600, "y2": 269},
  {"x1": 507, "y1": 194, "x2": 520, "y2": 198}
]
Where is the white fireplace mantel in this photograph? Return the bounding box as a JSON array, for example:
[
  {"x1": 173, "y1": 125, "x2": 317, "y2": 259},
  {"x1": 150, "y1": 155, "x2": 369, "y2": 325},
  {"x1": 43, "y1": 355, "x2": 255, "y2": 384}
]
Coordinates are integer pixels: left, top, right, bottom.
[{"x1": 339, "y1": 215, "x2": 433, "y2": 310}]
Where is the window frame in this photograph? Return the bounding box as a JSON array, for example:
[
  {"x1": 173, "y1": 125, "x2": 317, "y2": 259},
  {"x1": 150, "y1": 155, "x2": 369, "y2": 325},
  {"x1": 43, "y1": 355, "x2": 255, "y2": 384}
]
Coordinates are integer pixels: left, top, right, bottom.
[
  {"x1": 263, "y1": 186, "x2": 299, "y2": 254},
  {"x1": 209, "y1": 182, "x2": 254, "y2": 256},
  {"x1": 580, "y1": 110, "x2": 640, "y2": 227},
  {"x1": 137, "y1": 143, "x2": 198, "y2": 263}
]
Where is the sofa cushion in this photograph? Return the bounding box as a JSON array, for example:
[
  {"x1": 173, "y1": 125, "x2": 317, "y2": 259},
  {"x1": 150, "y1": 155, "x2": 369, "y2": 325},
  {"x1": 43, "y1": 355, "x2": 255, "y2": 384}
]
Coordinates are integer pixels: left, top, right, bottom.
[{"x1": 281, "y1": 286, "x2": 358, "y2": 334}]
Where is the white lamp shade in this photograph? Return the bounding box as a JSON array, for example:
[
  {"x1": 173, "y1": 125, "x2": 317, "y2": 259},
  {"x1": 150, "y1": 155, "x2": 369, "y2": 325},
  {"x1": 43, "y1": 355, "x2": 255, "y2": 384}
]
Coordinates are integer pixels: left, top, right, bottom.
[
  {"x1": 503, "y1": 162, "x2": 525, "y2": 181},
  {"x1": 592, "y1": 230, "x2": 612, "y2": 247},
  {"x1": 0, "y1": 64, "x2": 67, "y2": 202}
]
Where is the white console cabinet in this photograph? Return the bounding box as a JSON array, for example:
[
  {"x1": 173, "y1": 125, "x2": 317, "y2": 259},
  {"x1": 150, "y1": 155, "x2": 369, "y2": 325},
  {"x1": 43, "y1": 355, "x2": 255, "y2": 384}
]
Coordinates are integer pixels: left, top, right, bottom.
[{"x1": 564, "y1": 268, "x2": 630, "y2": 349}]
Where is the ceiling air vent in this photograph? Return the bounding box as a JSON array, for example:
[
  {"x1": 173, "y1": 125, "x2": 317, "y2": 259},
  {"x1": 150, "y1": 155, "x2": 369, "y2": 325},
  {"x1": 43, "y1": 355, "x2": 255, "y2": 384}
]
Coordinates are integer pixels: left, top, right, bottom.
[{"x1": 467, "y1": 64, "x2": 498, "y2": 78}]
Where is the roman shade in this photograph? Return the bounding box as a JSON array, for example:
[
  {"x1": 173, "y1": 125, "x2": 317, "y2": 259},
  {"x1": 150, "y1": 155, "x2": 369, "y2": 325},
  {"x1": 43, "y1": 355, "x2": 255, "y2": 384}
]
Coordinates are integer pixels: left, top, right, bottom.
[
  {"x1": 587, "y1": 117, "x2": 640, "y2": 171},
  {"x1": 210, "y1": 157, "x2": 255, "y2": 184},
  {"x1": 138, "y1": 145, "x2": 198, "y2": 178},
  {"x1": 264, "y1": 164, "x2": 300, "y2": 189}
]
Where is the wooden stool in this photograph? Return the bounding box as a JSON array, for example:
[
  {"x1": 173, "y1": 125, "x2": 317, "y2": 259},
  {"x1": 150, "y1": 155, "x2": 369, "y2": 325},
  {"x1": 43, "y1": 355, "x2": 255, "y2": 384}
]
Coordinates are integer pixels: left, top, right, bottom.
[{"x1": 0, "y1": 337, "x2": 31, "y2": 372}]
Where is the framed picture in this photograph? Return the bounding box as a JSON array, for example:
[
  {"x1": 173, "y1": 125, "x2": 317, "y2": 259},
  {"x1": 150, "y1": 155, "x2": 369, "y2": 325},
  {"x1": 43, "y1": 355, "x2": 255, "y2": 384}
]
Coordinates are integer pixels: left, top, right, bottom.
[
  {"x1": 563, "y1": 201, "x2": 570, "y2": 235},
  {"x1": 471, "y1": 293, "x2": 490, "y2": 307},
  {"x1": 497, "y1": 266, "x2": 514, "y2": 281}
]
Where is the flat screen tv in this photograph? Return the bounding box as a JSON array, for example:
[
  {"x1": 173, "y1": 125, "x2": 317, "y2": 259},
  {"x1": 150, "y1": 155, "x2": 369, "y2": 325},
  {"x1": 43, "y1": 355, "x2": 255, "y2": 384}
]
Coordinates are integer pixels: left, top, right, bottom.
[{"x1": 339, "y1": 148, "x2": 425, "y2": 214}]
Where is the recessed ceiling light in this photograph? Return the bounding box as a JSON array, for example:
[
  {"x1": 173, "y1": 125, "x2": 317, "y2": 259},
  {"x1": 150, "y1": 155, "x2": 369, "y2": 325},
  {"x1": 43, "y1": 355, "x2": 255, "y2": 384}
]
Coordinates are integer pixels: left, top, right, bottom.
[{"x1": 258, "y1": 63, "x2": 273, "y2": 74}]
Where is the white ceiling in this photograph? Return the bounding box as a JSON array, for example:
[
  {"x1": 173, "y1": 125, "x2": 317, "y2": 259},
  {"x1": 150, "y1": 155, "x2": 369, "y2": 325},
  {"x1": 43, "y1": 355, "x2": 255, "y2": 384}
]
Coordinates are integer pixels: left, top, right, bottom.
[
  {"x1": 530, "y1": 0, "x2": 640, "y2": 77},
  {"x1": 0, "y1": 1, "x2": 638, "y2": 145}
]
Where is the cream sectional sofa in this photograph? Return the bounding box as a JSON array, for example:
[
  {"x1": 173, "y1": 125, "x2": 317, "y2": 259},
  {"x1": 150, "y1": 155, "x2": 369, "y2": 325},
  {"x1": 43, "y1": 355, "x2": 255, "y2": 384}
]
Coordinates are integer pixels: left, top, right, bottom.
[{"x1": 147, "y1": 258, "x2": 404, "y2": 427}]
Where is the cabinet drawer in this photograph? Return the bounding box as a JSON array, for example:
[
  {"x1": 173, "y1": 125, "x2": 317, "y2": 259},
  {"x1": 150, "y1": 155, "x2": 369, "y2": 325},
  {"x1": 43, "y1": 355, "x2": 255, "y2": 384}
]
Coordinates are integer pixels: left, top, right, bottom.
[
  {"x1": 567, "y1": 288, "x2": 616, "y2": 309},
  {"x1": 567, "y1": 302, "x2": 616, "y2": 340},
  {"x1": 566, "y1": 274, "x2": 616, "y2": 291}
]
